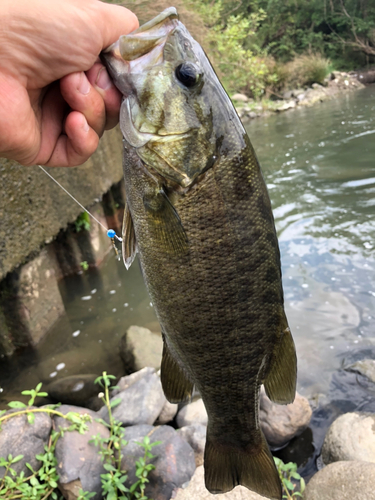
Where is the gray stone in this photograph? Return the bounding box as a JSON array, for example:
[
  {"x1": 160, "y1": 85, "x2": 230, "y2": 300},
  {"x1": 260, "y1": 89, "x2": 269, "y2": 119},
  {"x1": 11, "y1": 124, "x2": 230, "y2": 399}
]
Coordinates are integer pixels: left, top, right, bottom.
[
  {"x1": 248, "y1": 111, "x2": 257, "y2": 119},
  {"x1": 304, "y1": 461, "x2": 375, "y2": 500},
  {"x1": 0, "y1": 249, "x2": 65, "y2": 346},
  {"x1": 114, "y1": 367, "x2": 157, "y2": 394},
  {"x1": 0, "y1": 408, "x2": 52, "y2": 477},
  {"x1": 297, "y1": 93, "x2": 306, "y2": 101},
  {"x1": 54, "y1": 405, "x2": 110, "y2": 499},
  {"x1": 282, "y1": 90, "x2": 293, "y2": 99},
  {"x1": 176, "y1": 399, "x2": 208, "y2": 428},
  {"x1": 259, "y1": 387, "x2": 312, "y2": 449},
  {"x1": 277, "y1": 100, "x2": 297, "y2": 111},
  {"x1": 99, "y1": 369, "x2": 166, "y2": 426},
  {"x1": 231, "y1": 93, "x2": 249, "y2": 102},
  {"x1": 292, "y1": 88, "x2": 305, "y2": 97},
  {"x1": 120, "y1": 424, "x2": 196, "y2": 500},
  {"x1": 120, "y1": 326, "x2": 163, "y2": 372},
  {"x1": 174, "y1": 465, "x2": 269, "y2": 500},
  {"x1": 345, "y1": 359, "x2": 375, "y2": 384},
  {"x1": 47, "y1": 374, "x2": 101, "y2": 408},
  {"x1": 155, "y1": 400, "x2": 178, "y2": 425},
  {"x1": 322, "y1": 412, "x2": 375, "y2": 464},
  {"x1": 178, "y1": 424, "x2": 207, "y2": 466}
]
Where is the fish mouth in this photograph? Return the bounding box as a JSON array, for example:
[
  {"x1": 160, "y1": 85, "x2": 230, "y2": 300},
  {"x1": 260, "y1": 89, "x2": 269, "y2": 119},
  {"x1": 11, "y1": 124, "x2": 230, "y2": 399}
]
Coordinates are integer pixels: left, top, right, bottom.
[{"x1": 101, "y1": 7, "x2": 179, "y2": 87}]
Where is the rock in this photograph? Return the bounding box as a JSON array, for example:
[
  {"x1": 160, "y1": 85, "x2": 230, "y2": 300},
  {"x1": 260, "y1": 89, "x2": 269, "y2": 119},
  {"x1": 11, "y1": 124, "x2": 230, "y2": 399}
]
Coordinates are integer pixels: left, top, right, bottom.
[
  {"x1": 120, "y1": 326, "x2": 163, "y2": 373},
  {"x1": 176, "y1": 399, "x2": 208, "y2": 428},
  {"x1": 297, "y1": 93, "x2": 306, "y2": 101},
  {"x1": 248, "y1": 111, "x2": 257, "y2": 119},
  {"x1": 114, "y1": 366, "x2": 156, "y2": 394},
  {"x1": 276, "y1": 100, "x2": 296, "y2": 112},
  {"x1": 178, "y1": 424, "x2": 207, "y2": 466},
  {"x1": 46, "y1": 374, "x2": 101, "y2": 409},
  {"x1": 174, "y1": 465, "x2": 269, "y2": 500},
  {"x1": 54, "y1": 405, "x2": 110, "y2": 499},
  {"x1": 231, "y1": 93, "x2": 249, "y2": 102},
  {"x1": 155, "y1": 400, "x2": 178, "y2": 425},
  {"x1": 0, "y1": 408, "x2": 51, "y2": 477},
  {"x1": 322, "y1": 412, "x2": 375, "y2": 464},
  {"x1": 99, "y1": 368, "x2": 166, "y2": 426},
  {"x1": 345, "y1": 359, "x2": 375, "y2": 384},
  {"x1": 120, "y1": 424, "x2": 196, "y2": 500},
  {"x1": 259, "y1": 387, "x2": 312, "y2": 449},
  {"x1": 282, "y1": 90, "x2": 293, "y2": 99},
  {"x1": 304, "y1": 461, "x2": 375, "y2": 500}
]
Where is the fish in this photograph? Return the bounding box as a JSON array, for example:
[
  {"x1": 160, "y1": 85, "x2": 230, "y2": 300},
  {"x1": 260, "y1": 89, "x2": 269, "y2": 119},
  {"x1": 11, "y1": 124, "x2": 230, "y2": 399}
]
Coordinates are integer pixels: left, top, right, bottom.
[{"x1": 101, "y1": 8, "x2": 297, "y2": 499}]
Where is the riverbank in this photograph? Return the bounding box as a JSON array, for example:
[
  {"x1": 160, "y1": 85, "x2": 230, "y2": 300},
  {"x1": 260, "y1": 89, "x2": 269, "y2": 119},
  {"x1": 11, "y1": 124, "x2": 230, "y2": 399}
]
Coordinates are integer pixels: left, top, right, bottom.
[{"x1": 233, "y1": 71, "x2": 365, "y2": 121}]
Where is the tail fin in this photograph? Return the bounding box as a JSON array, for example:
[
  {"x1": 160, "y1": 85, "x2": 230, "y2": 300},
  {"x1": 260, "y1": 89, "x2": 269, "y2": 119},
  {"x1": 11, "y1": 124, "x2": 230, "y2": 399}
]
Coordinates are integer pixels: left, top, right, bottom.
[{"x1": 204, "y1": 429, "x2": 281, "y2": 500}]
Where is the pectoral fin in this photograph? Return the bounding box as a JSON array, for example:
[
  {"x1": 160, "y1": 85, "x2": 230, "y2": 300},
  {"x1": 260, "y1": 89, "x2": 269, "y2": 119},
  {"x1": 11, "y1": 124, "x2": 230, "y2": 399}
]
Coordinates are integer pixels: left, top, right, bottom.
[
  {"x1": 122, "y1": 202, "x2": 137, "y2": 270},
  {"x1": 264, "y1": 321, "x2": 297, "y2": 405},
  {"x1": 161, "y1": 334, "x2": 194, "y2": 403},
  {"x1": 143, "y1": 187, "x2": 188, "y2": 255}
]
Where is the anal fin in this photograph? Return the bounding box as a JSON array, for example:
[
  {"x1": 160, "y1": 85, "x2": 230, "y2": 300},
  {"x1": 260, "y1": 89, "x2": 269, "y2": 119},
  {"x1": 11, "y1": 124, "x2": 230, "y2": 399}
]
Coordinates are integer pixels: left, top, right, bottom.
[
  {"x1": 204, "y1": 428, "x2": 282, "y2": 499},
  {"x1": 160, "y1": 336, "x2": 193, "y2": 404},
  {"x1": 264, "y1": 322, "x2": 297, "y2": 405}
]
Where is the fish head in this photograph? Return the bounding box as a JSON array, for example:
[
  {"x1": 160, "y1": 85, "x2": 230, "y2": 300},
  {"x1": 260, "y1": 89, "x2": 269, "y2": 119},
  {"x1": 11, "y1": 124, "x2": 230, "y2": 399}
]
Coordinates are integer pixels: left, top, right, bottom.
[{"x1": 102, "y1": 7, "x2": 244, "y2": 189}]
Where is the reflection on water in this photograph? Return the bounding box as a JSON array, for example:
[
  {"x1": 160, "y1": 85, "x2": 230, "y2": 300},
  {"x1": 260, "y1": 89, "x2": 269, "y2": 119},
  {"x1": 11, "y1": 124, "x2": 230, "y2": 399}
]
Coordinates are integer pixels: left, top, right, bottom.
[
  {"x1": 0, "y1": 88, "x2": 374, "y2": 445},
  {"x1": 245, "y1": 86, "x2": 375, "y2": 397}
]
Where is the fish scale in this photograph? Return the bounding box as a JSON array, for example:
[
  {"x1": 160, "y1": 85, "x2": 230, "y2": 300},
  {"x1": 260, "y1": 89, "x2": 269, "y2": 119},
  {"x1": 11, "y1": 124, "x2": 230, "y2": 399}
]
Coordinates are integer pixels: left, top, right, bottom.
[{"x1": 102, "y1": 7, "x2": 297, "y2": 500}]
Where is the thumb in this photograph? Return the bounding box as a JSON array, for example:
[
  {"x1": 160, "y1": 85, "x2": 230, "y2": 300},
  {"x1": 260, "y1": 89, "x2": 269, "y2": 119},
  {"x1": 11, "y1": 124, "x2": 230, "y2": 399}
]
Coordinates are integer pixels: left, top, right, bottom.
[{"x1": 96, "y1": 2, "x2": 139, "y2": 50}]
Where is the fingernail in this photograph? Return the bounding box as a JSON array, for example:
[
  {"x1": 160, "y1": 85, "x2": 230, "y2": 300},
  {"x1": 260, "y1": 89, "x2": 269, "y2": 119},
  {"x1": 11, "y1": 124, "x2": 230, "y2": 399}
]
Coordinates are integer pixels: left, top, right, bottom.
[
  {"x1": 82, "y1": 116, "x2": 90, "y2": 132},
  {"x1": 78, "y1": 72, "x2": 90, "y2": 95},
  {"x1": 96, "y1": 67, "x2": 112, "y2": 90}
]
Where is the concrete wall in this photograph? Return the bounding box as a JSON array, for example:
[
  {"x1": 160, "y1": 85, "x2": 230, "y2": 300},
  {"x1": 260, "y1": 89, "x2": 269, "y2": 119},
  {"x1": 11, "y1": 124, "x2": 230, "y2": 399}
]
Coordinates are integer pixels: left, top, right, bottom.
[
  {"x1": 0, "y1": 128, "x2": 125, "y2": 356},
  {"x1": 0, "y1": 127, "x2": 123, "y2": 281}
]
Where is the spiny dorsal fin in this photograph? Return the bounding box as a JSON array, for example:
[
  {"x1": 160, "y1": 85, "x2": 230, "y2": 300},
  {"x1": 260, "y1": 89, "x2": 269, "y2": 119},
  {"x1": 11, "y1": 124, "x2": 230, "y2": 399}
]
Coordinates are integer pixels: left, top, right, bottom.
[
  {"x1": 204, "y1": 428, "x2": 282, "y2": 499},
  {"x1": 264, "y1": 318, "x2": 297, "y2": 405},
  {"x1": 122, "y1": 202, "x2": 137, "y2": 270},
  {"x1": 160, "y1": 334, "x2": 194, "y2": 403},
  {"x1": 143, "y1": 187, "x2": 188, "y2": 256}
]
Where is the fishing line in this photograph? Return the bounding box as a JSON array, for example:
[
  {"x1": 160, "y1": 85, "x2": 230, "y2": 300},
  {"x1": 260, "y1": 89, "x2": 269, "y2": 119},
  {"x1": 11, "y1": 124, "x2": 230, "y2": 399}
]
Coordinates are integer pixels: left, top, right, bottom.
[{"x1": 37, "y1": 165, "x2": 123, "y2": 259}]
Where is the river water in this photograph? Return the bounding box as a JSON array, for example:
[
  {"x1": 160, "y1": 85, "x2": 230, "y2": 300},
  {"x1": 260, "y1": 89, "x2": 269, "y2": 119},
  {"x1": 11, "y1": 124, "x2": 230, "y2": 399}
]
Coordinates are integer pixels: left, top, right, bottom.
[{"x1": 1, "y1": 86, "x2": 374, "y2": 473}]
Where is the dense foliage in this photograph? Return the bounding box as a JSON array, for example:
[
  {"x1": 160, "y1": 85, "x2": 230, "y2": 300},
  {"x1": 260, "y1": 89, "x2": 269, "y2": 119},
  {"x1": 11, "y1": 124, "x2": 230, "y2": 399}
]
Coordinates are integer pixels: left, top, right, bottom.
[
  {"x1": 109, "y1": 0, "x2": 375, "y2": 96},
  {"x1": 209, "y1": 0, "x2": 375, "y2": 68}
]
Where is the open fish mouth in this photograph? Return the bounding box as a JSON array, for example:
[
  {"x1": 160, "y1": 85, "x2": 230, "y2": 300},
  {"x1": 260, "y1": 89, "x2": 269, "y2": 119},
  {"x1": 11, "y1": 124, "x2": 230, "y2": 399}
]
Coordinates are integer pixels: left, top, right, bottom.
[{"x1": 101, "y1": 7, "x2": 179, "y2": 85}]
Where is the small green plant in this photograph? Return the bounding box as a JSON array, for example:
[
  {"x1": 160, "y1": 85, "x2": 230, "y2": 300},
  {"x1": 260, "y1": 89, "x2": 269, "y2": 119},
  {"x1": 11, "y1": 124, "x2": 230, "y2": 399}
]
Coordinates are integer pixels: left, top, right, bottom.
[
  {"x1": 74, "y1": 212, "x2": 91, "y2": 232},
  {"x1": 0, "y1": 375, "x2": 159, "y2": 500},
  {"x1": 0, "y1": 383, "x2": 92, "y2": 499},
  {"x1": 274, "y1": 457, "x2": 306, "y2": 499},
  {"x1": 92, "y1": 372, "x2": 160, "y2": 500},
  {"x1": 80, "y1": 261, "x2": 89, "y2": 271}
]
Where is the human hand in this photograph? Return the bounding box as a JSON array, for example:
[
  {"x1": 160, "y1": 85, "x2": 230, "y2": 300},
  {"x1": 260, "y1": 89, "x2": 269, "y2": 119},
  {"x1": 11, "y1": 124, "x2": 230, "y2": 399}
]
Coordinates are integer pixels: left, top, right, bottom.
[{"x1": 0, "y1": 0, "x2": 138, "y2": 167}]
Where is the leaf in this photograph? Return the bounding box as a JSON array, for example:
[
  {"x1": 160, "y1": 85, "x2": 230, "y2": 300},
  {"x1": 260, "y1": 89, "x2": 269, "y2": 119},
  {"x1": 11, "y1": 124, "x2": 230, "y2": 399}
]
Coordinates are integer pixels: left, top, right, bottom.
[
  {"x1": 103, "y1": 463, "x2": 116, "y2": 472},
  {"x1": 35, "y1": 382, "x2": 43, "y2": 393},
  {"x1": 8, "y1": 401, "x2": 27, "y2": 409},
  {"x1": 110, "y1": 398, "x2": 122, "y2": 409},
  {"x1": 37, "y1": 392, "x2": 48, "y2": 397},
  {"x1": 27, "y1": 413, "x2": 35, "y2": 424},
  {"x1": 11, "y1": 455, "x2": 24, "y2": 464},
  {"x1": 283, "y1": 479, "x2": 295, "y2": 491}
]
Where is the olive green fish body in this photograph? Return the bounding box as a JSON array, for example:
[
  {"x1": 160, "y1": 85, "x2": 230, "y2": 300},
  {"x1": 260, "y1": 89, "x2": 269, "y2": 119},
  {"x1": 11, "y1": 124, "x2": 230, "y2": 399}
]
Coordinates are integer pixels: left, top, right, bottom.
[{"x1": 102, "y1": 9, "x2": 297, "y2": 499}]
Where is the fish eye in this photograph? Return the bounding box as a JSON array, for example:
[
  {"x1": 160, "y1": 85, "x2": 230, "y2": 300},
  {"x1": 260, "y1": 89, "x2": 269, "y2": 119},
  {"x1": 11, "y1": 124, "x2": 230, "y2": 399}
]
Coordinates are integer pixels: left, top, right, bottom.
[{"x1": 175, "y1": 63, "x2": 201, "y2": 88}]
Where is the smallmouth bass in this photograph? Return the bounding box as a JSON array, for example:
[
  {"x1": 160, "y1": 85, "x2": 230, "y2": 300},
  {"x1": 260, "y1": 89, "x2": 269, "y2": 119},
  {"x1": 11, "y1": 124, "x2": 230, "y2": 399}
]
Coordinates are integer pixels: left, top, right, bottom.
[{"x1": 101, "y1": 8, "x2": 297, "y2": 499}]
